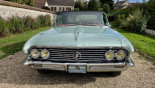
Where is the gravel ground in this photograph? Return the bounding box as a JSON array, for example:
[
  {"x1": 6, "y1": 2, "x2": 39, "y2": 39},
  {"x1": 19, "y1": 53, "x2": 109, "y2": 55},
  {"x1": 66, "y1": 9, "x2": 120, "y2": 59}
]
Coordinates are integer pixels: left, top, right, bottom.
[{"x1": 0, "y1": 51, "x2": 155, "y2": 88}]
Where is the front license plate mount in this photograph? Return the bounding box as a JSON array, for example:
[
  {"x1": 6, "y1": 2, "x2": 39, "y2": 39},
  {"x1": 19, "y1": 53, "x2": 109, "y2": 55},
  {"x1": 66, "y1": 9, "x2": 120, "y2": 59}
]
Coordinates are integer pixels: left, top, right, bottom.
[{"x1": 68, "y1": 65, "x2": 87, "y2": 73}]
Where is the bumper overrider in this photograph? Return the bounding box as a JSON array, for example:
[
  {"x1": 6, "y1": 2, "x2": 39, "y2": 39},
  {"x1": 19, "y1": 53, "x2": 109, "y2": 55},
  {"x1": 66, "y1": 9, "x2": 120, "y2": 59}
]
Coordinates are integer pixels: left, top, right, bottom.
[{"x1": 23, "y1": 57, "x2": 134, "y2": 72}]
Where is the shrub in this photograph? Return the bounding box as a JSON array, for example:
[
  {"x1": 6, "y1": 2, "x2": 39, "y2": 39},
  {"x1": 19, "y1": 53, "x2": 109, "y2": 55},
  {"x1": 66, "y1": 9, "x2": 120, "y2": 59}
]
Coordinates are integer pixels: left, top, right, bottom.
[
  {"x1": 88, "y1": 0, "x2": 99, "y2": 11},
  {"x1": 113, "y1": 2, "x2": 154, "y2": 30},
  {"x1": 74, "y1": 8, "x2": 80, "y2": 11},
  {"x1": 98, "y1": 8, "x2": 103, "y2": 11},
  {"x1": 122, "y1": 9, "x2": 148, "y2": 33},
  {"x1": 102, "y1": 4, "x2": 110, "y2": 13},
  {"x1": 22, "y1": 16, "x2": 33, "y2": 31},
  {"x1": 111, "y1": 16, "x2": 121, "y2": 28},
  {"x1": 42, "y1": 6, "x2": 50, "y2": 10},
  {"x1": 0, "y1": 15, "x2": 51, "y2": 37},
  {"x1": 147, "y1": 0, "x2": 155, "y2": 30},
  {"x1": 0, "y1": 17, "x2": 9, "y2": 37},
  {"x1": 8, "y1": 16, "x2": 24, "y2": 33},
  {"x1": 44, "y1": 15, "x2": 51, "y2": 27},
  {"x1": 118, "y1": 6, "x2": 136, "y2": 18},
  {"x1": 37, "y1": 15, "x2": 51, "y2": 27},
  {"x1": 108, "y1": 14, "x2": 117, "y2": 22},
  {"x1": 111, "y1": 14, "x2": 125, "y2": 28},
  {"x1": 107, "y1": 10, "x2": 119, "y2": 22},
  {"x1": 5, "y1": 0, "x2": 35, "y2": 6}
]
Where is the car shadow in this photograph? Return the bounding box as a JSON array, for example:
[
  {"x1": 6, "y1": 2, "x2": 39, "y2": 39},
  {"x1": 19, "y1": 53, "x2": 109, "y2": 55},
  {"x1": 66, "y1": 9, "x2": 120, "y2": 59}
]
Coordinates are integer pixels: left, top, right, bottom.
[
  {"x1": 0, "y1": 41, "x2": 26, "y2": 59},
  {"x1": 17, "y1": 70, "x2": 116, "y2": 86}
]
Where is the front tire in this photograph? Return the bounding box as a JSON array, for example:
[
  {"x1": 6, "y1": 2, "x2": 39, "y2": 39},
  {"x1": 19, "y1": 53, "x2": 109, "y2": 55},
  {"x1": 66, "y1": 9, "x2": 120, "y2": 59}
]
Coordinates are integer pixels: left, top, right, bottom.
[{"x1": 37, "y1": 69, "x2": 51, "y2": 74}]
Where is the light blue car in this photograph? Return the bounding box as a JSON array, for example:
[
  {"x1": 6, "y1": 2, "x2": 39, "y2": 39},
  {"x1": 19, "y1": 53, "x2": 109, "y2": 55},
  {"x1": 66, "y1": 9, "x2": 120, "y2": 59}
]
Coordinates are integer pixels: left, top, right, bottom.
[{"x1": 23, "y1": 11, "x2": 134, "y2": 76}]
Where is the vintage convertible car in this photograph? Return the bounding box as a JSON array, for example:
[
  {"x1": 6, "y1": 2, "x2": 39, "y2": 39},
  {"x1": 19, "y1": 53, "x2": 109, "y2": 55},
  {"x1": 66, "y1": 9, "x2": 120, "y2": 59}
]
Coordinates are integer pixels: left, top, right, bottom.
[{"x1": 23, "y1": 11, "x2": 134, "y2": 76}]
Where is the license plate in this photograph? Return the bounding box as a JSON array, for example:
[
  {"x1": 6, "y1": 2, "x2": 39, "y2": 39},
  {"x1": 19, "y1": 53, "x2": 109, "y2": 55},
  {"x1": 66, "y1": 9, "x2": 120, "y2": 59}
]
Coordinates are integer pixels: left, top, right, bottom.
[{"x1": 68, "y1": 65, "x2": 86, "y2": 73}]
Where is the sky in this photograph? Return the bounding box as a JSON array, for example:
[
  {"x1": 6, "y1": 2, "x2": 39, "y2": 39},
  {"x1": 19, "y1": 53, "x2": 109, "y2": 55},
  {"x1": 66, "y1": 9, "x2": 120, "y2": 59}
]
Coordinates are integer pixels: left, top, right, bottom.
[
  {"x1": 113, "y1": 0, "x2": 149, "y2": 3},
  {"x1": 74, "y1": 0, "x2": 150, "y2": 3}
]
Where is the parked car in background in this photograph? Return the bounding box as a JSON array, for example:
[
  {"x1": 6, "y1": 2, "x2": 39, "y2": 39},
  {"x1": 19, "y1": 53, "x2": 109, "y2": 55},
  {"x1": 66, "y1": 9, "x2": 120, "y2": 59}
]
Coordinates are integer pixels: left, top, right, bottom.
[{"x1": 23, "y1": 11, "x2": 134, "y2": 76}]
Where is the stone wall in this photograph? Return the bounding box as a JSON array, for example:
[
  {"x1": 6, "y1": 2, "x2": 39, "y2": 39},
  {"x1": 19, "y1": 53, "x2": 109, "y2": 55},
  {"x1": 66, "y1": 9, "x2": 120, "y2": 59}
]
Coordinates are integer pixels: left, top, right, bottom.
[{"x1": 0, "y1": 1, "x2": 55, "y2": 22}]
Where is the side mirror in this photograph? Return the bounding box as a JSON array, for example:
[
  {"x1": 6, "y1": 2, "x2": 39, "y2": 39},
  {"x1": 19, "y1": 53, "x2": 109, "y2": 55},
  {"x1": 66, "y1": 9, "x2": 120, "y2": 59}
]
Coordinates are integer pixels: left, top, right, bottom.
[
  {"x1": 52, "y1": 21, "x2": 56, "y2": 27},
  {"x1": 52, "y1": 15, "x2": 57, "y2": 27},
  {"x1": 109, "y1": 24, "x2": 111, "y2": 27}
]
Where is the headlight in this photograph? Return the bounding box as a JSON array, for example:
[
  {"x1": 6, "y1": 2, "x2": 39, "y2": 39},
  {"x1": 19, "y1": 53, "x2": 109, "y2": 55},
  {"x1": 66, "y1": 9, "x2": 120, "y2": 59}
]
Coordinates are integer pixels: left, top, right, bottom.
[
  {"x1": 116, "y1": 50, "x2": 126, "y2": 60},
  {"x1": 41, "y1": 49, "x2": 50, "y2": 59},
  {"x1": 30, "y1": 49, "x2": 40, "y2": 59},
  {"x1": 105, "y1": 50, "x2": 115, "y2": 60}
]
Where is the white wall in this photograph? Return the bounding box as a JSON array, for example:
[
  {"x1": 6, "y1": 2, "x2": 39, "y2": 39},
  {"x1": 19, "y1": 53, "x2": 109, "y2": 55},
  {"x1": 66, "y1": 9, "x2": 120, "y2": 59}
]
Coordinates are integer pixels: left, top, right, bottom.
[{"x1": 0, "y1": 5, "x2": 54, "y2": 22}]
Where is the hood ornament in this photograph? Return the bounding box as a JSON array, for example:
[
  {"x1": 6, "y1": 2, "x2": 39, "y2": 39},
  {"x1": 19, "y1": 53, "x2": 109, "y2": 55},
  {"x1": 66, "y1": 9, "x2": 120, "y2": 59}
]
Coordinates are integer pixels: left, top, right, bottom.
[
  {"x1": 74, "y1": 32, "x2": 80, "y2": 41},
  {"x1": 74, "y1": 27, "x2": 85, "y2": 41},
  {"x1": 74, "y1": 52, "x2": 81, "y2": 59}
]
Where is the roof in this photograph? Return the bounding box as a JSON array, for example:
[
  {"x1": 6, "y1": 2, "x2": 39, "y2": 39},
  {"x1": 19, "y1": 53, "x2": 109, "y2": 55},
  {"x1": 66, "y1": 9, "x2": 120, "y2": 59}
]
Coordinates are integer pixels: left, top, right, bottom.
[
  {"x1": 47, "y1": 0, "x2": 74, "y2": 6},
  {"x1": 114, "y1": 1, "x2": 126, "y2": 6},
  {"x1": 35, "y1": 0, "x2": 46, "y2": 8},
  {"x1": 0, "y1": 1, "x2": 53, "y2": 13}
]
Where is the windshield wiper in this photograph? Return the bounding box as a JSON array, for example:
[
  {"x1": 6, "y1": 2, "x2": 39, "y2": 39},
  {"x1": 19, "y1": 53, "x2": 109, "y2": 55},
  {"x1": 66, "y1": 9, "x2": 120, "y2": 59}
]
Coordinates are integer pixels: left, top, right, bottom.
[
  {"x1": 57, "y1": 24, "x2": 77, "y2": 26},
  {"x1": 57, "y1": 24, "x2": 86, "y2": 26},
  {"x1": 57, "y1": 24, "x2": 105, "y2": 26},
  {"x1": 85, "y1": 24, "x2": 105, "y2": 26}
]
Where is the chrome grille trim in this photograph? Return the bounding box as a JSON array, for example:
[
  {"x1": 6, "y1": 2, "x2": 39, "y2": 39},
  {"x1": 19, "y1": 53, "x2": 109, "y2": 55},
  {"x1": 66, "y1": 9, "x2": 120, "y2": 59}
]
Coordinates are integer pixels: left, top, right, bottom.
[{"x1": 33, "y1": 47, "x2": 126, "y2": 63}]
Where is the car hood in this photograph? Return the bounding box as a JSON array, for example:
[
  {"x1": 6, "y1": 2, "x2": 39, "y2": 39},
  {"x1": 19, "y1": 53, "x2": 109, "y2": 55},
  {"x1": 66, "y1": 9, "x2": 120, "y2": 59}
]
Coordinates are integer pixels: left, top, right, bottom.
[{"x1": 33, "y1": 26, "x2": 122, "y2": 47}]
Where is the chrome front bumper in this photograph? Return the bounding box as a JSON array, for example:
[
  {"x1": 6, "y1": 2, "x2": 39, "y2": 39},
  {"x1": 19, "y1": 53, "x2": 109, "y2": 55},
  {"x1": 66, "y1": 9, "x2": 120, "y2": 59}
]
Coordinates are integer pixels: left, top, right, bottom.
[{"x1": 23, "y1": 58, "x2": 134, "y2": 72}]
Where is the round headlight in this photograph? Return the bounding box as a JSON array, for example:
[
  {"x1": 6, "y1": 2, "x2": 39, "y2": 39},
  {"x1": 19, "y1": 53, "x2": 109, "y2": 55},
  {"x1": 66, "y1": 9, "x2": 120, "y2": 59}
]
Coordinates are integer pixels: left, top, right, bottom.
[
  {"x1": 30, "y1": 49, "x2": 40, "y2": 59},
  {"x1": 41, "y1": 49, "x2": 50, "y2": 59},
  {"x1": 116, "y1": 50, "x2": 126, "y2": 60},
  {"x1": 105, "y1": 50, "x2": 115, "y2": 60}
]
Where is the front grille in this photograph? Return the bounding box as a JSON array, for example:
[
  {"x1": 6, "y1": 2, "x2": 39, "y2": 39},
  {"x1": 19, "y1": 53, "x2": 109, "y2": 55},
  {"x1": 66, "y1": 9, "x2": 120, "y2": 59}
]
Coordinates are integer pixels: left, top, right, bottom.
[{"x1": 32, "y1": 47, "x2": 126, "y2": 63}]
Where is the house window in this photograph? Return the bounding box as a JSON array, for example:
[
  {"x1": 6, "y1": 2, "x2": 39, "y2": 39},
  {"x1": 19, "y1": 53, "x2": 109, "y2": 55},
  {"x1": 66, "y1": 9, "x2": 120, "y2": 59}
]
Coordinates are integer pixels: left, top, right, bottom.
[
  {"x1": 59, "y1": 7, "x2": 64, "y2": 11},
  {"x1": 66, "y1": 7, "x2": 71, "y2": 11},
  {"x1": 51, "y1": 7, "x2": 56, "y2": 11}
]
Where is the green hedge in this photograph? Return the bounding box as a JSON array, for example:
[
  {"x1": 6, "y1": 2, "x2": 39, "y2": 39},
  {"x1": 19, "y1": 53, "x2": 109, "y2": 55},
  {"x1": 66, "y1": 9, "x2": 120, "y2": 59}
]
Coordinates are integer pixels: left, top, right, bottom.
[
  {"x1": 5, "y1": 0, "x2": 35, "y2": 7},
  {"x1": 0, "y1": 15, "x2": 51, "y2": 37},
  {"x1": 111, "y1": 1, "x2": 154, "y2": 30},
  {"x1": 122, "y1": 9, "x2": 148, "y2": 33},
  {"x1": 74, "y1": 8, "x2": 80, "y2": 11}
]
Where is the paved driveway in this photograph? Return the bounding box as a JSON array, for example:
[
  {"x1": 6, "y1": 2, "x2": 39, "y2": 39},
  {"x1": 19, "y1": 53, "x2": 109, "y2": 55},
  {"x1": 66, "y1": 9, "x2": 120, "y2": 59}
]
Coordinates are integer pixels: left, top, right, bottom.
[{"x1": 0, "y1": 51, "x2": 155, "y2": 88}]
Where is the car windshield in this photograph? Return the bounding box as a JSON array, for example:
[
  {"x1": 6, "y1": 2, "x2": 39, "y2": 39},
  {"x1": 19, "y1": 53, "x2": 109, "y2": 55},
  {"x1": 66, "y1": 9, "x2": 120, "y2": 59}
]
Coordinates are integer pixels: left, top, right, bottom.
[{"x1": 55, "y1": 12, "x2": 108, "y2": 26}]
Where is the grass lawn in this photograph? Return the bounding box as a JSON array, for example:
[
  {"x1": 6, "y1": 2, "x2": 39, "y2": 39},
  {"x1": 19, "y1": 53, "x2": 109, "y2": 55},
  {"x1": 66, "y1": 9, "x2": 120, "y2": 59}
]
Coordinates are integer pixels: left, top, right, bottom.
[
  {"x1": 0, "y1": 26, "x2": 51, "y2": 59},
  {"x1": 117, "y1": 29, "x2": 155, "y2": 60}
]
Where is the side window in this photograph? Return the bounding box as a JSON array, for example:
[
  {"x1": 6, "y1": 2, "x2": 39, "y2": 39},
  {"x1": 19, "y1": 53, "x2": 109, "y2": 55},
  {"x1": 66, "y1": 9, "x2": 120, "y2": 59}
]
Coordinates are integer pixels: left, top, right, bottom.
[
  {"x1": 59, "y1": 7, "x2": 64, "y2": 11},
  {"x1": 66, "y1": 7, "x2": 71, "y2": 11},
  {"x1": 51, "y1": 7, "x2": 56, "y2": 11}
]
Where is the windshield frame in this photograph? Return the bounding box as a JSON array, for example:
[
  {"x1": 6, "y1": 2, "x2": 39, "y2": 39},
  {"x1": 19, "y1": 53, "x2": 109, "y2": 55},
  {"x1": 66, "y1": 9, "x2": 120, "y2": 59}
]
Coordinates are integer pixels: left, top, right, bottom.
[{"x1": 53, "y1": 11, "x2": 110, "y2": 27}]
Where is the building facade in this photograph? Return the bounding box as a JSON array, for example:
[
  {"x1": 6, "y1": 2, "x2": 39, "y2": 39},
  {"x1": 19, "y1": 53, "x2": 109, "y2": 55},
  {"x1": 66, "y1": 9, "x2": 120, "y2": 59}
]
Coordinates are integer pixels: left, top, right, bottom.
[
  {"x1": 35, "y1": 0, "x2": 74, "y2": 12},
  {"x1": 114, "y1": 0, "x2": 130, "y2": 9}
]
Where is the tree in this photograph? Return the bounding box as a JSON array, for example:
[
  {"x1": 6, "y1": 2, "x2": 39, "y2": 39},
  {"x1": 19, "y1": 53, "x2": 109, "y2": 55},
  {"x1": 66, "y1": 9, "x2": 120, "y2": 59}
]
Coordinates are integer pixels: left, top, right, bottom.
[
  {"x1": 102, "y1": 4, "x2": 110, "y2": 13},
  {"x1": 75, "y1": 0, "x2": 88, "y2": 11},
  {"x1": 99, "y1": 0, "x2": 114, "y2": 10},
  {"x1": 88, "y1": 0, "x2": 99, "y2": 11},
  {"x1": 42, "y1": 6, "x2": 50, "y2": 10},
  {"x1": 26, "y1": 0, "x2": 35, "y2": 6},
  {"x1": 75, "y1": 1, "x2": 80, "y2": 8},
  {"x1": 147, "y1": 0, "x2": 155, "y2": 30}
]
